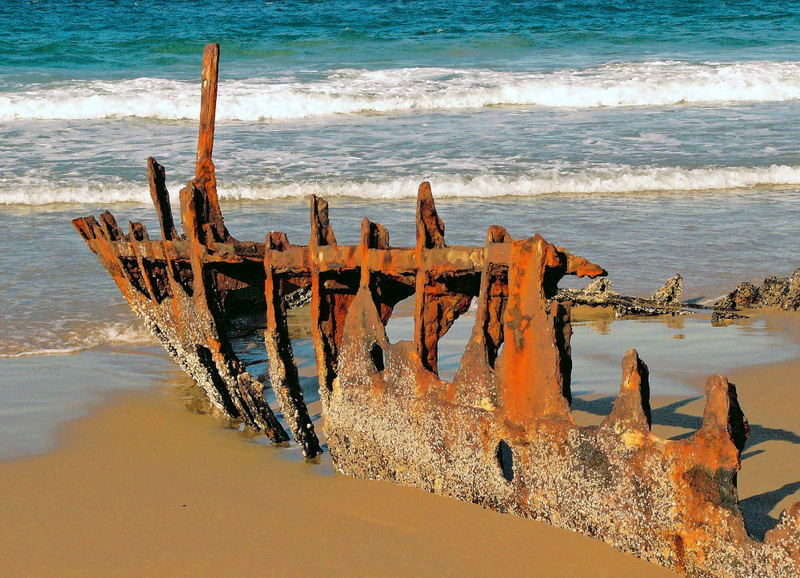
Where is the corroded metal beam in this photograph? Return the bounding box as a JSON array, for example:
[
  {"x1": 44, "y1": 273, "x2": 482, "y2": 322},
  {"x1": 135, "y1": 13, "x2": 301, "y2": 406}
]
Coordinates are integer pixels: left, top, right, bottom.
[
  {"x1": 72, "y1": 43, "x2": 800, "y2": 575},
  {"x1": 265, "y1": 232, "x2": 321, "y2": 457}
]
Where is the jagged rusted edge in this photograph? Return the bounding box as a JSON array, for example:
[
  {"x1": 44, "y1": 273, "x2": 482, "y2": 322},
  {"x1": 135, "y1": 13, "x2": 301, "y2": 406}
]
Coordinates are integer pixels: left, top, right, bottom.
[
  {"x1": 326, "y1": 211, "x2": 800, "y2": 576},
  {"x1": 71, "y1": 43, "x2": 800, "y2": 574}
]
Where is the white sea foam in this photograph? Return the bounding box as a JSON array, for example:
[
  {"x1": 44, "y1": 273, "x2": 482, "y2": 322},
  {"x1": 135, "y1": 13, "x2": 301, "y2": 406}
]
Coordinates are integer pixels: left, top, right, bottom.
[
  {"x1": 217, "y1": 165, "x2": 800, "y2": 199},
  {"x1": 3, "y1": 164, "x2": 800, "y2": 205},
  {"x1": 0, "y1": 322, "x2": 155, "y2": 359},
  {"x1": 3, "y1": 60, "x2": 800, "y2": 121}
]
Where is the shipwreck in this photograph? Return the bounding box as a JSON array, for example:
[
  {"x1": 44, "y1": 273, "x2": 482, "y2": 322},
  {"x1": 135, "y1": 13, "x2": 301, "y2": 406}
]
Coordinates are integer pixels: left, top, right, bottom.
[{"x1": 73, "y1": 44, "x2": 800, "y2": 576}]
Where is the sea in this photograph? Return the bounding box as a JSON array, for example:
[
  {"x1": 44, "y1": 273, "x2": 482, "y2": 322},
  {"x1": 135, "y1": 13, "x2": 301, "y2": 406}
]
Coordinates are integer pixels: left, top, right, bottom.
[{"x1": 2, "y1": 0, "x2": 800, "y2": 458}]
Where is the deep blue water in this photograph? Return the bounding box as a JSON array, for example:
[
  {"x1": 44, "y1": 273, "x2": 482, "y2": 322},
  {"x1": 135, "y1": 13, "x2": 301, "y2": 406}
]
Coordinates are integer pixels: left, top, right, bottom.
[{"x1": 3, "y1": 1, "x2": 800, "y2": 80}]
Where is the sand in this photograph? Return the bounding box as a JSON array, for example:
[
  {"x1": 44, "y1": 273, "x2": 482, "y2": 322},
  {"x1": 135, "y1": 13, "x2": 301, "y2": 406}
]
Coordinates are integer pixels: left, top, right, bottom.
[
  {"x1": 0, "y1": 387, "x2": 671, "y2": 577},
  {"x1": 2, "y1": 313, "x2": 800, "y2": 576}
]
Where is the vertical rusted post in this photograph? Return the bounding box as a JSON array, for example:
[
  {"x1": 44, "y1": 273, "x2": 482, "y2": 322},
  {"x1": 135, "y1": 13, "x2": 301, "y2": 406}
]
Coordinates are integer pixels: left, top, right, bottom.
[
  {"x1": 414, "y1": 182, "x2": 444, "y2": 373},
  {"x1": 601, "y1": 349, "x2": 652, "y2": 432},
  {"x1": 414, "y1": 182, "x2": 476, "y2": 375},
  {"x1": 127, "y1": 221, "x2": 158, "y2": 303},
  {"x1": 192, "y1": 42, "x2": 229, "y2": 242},
  {"x1": 310, "y1": 194, "x2": 337, "y2": 247},
  {"x1": 411, "y1": 183, "x2": 473, "y2": 375},
  {"x1": 99, "y1": 211, "x2": 124, "y2": 241},
  {"x1": 196, "y1": 43, "x2": 218, "y2": 180},
  {"x1": 497, "y1": 237, "x2": 572, "y2": 424},
  {"x1": 265, "y1": 232, "x2": 322, "y2": 458},
  {"x1": 359, "y1": 218, "x2": 389, "y2": 288},
  {"x1": 415, "y1": 181, "x2": 445, "y2": 248},
  {"x1": 147, "y1": 157, "x2": 177, "y2": 241},
  {"x1": 179, "y1": 183, "x2": 211, "y2": 299},
  {"x1": 309, "y1": 195, "x2": 340, "y2": 403},
  {"x1": 358, "y1": 217, "x2": 399, "y2": 323}
]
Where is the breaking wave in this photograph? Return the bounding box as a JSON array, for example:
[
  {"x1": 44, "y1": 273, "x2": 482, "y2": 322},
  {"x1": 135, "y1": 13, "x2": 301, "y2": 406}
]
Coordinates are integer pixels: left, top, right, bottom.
[
  {"x1": 0, "y1": 322, "x2": 155, "y2": 359},
  {"x1": 3, "y1": 60, "x2": 800, "y2": 121},
  {"x1": 4, "y1": 164, "x2": 800, "y2": 205}
]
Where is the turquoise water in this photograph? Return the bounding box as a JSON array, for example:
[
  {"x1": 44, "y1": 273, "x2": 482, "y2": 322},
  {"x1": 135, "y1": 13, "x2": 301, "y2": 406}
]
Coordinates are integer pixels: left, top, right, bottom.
[
  {"x1": 2, "y1": 1, "x2": 800, "y2": 205},
  {"x1": 2, "y1": 1, "x2": 800, "y2": 456},
  {"x1": 4, "y1": 1, "x2": 800, "y2": 77}
]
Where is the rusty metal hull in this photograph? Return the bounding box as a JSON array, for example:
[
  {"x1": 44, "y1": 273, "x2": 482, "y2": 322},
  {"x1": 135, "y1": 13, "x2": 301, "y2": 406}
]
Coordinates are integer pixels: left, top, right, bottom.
[{"x1": 72, "y1": 44, "x2": 800, "y2": 576}]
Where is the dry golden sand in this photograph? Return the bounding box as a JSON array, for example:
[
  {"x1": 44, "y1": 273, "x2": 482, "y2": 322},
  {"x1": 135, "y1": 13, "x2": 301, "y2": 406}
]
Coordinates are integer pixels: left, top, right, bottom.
[{"x1": 2, "y1": 313, "x2": 800, "y2": 576}]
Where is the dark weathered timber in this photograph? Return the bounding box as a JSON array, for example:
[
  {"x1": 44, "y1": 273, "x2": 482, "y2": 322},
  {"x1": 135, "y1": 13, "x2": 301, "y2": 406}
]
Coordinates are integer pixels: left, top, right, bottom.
[
  {"x1": 265, "y1": 233, "x2": 322, "y2": 458},
  {"x1": 72, "y1": 43, "x2": 800, "y2": 576},
  {"x1": 146, "y1": 157, "x2": 177, "y2": 241},
  {"x1": 413, "y1": 182, "x2": 474, "y2": 374},
  {"x1": 556, "y1": 275, "x2": 703, "y2": 318},
  {"x1": 714, "y1": 269, "x2": 800, "y2": 313}
]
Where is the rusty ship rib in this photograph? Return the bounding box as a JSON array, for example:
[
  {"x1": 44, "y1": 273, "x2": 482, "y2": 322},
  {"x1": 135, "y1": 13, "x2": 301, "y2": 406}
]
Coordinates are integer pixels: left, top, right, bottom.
[{"x1": 73, "y1": 44, "x2": 800, "y2": 576}]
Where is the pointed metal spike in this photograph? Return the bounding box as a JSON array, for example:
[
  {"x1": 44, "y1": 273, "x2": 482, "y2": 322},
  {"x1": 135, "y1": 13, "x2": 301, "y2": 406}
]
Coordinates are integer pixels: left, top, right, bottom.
[
  {"x1": 603, "y1": 349, "x2": 652, "y2": 432},
  {"x1": 310, "y1": 194, "x2": 336, "y2": 247},
  {"x1": 416, "y1": 181, "x2": 445, "y2": 249}
]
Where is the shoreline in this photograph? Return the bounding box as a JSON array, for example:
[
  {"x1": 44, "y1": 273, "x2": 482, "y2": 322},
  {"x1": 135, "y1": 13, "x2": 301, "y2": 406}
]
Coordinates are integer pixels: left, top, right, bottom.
[
  {"x1": 0, "y1": 383, "x2": 672, "y2": 577},
  {"x1": 1, "y1": 311, "x2": 799, "y2": 575}
]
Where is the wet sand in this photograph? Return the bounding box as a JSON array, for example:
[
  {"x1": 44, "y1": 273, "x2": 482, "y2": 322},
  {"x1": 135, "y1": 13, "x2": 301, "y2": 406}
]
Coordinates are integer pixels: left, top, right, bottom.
[
  {"x1": 2, "y1": 313, "x2": 800, "y2": 576},
  {"x1": 0, "y1": 387, "x2": 672, "y2": 577}
]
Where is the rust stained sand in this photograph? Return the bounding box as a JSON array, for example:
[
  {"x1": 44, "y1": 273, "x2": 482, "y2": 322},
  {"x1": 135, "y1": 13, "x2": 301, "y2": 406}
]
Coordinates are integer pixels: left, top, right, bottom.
[{"x1": 72, "y1": 43, "x2": 800, "y2": 576}]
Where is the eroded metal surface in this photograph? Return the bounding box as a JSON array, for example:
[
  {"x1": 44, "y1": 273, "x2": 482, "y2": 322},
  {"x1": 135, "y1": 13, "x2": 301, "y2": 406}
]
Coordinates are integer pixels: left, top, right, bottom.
[{"x1": 73, "y1": 44, "x2": 800, "y2": 576}]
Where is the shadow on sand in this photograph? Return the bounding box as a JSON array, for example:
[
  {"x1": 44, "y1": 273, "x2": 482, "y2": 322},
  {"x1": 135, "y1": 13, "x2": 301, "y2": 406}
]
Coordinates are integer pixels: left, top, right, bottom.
[{"x1": 572, "y1": 394, "x2": 800, "y2": 540}]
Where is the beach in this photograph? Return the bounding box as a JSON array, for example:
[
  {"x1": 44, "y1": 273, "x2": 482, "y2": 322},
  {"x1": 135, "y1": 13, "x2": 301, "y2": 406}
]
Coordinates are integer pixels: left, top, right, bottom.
[
  {"x1": 0, "y1": 379, "x2": 673, "y2": 577},
  {"x1": 0, "y1": 309, "x2": 799, "y2": 575},
  {"x1": 4, "y1": 1, "x2": 800, "y2": 574}
]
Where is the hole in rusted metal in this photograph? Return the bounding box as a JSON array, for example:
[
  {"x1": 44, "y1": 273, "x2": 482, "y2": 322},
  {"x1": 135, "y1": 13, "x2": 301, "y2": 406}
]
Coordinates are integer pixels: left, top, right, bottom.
[
  {"x1": 143, "y1": 259, "x2": 171, "y2": 303},
  {"x1": 436, "y1": 306, "x2": 474, "y2": 381},
  {"x1": 385, "y1": 295, "x2": 415, "y2": 344},
  {"x1": 120, "y1": 257, "x2": 148, "y2": 296},
  {"x1": 369, "y1": 342, "x2": 385, "y2": 372},
  {"x1": 496, "y1": 439, "x2": 514, "y2": 482}
]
